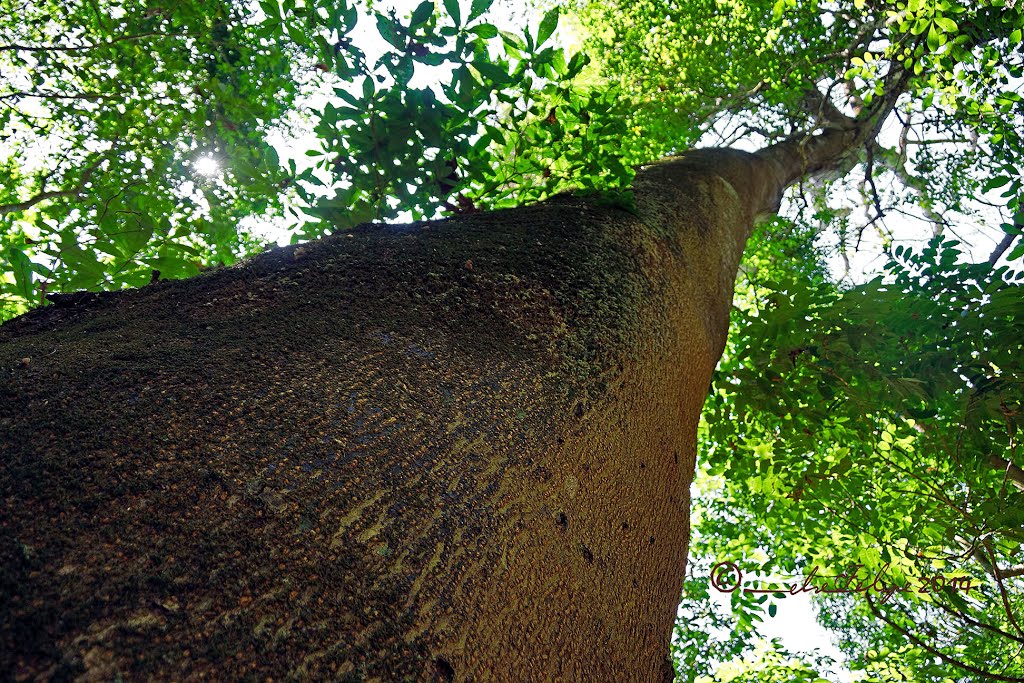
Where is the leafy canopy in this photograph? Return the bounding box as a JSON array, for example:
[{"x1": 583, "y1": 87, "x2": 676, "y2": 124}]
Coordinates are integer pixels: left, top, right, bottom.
[{"x1": 1, "y1": 0, "x2": 633, "y2": 318}]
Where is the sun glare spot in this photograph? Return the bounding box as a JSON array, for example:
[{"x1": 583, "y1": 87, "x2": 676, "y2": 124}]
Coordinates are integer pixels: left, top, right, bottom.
[{"x1": 193, "y1": 156, "x2": 221, "y2": 177}]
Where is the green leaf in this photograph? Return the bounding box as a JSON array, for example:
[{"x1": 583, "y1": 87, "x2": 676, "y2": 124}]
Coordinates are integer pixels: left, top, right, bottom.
[
  {"x1": 259, "y1": 0, "x2": 281, "y2": 21},
  {"x1": 500, "y1": 30, "x2": 524, "y2": 50},
  {"x1": 1007, "y1": 240, "x2": 1024, "y2": 261},
  {"x1": 473, "y1": 61, "x2": 508, "y2": 86},
  {"x1": 443, "y1": 0, "x2": 461, "y2": 26},
  {"x1": 537, "y1": 7, "x2": 559, "y2": 46},
  {"x1": 564, "y1": 52, "x2": 590, "y2": 79},
  {"x1": 6, "y1": 247, "x2": 35, "y2": 299},
  {"x1": 410, "y1": 0, "x2": 433, "y2": 27},
  {"x1": 375, "y1": 13, "x2": 404, "y2": 49},
  {"x1": 109, "y1": 213, "x2": 155, "y2": 257},
  {"x1": 472, "y1": 23, "x2": 498, "y2": 39},
  {"x1": 334, "y1": 86, "x2": 361, "y2": 106},
  {"x1": 983, "y1": 176, "x2": 1011, "y2": 192},
  {"x1": 468, "y1": 0, "x2": 493, "y2": 23},
  {"x1": 286, "y1": 22, "x2": 306, "y2": 44}
]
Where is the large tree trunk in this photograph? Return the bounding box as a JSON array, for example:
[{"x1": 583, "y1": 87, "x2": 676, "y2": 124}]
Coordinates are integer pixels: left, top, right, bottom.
[{"x1": 1, "y1": 144, "x2": 801, "y2": 681}]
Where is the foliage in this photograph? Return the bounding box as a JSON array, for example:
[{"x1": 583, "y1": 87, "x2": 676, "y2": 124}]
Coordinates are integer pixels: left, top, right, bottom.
[
  {"x1": 292, "y1": 0, "x2": 635, "y2": 239},
  {"x1": 0, "y1": 0, "x2": 636, "y2": 318},
  {"x1": 686, "y1": 222, "x2": 1024, "y2": 681},
  {"x1": 0, "y1": 0, "x2": 305, "y2": 317}
]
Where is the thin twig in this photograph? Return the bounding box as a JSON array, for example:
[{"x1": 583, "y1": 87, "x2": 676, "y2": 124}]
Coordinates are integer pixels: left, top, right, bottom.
[
  {"x1": 864, "y1": 143, "x2": 885, "y2": 219},
  {"x1": 865, "y1": 593, "x2": 1024, "y2": 681},
  {"x1": 0, "y1": 158, "x2": 104, "y2": 216},
  {"x1": 985, "y1": 538, "x2": 1024, "y2": 639},
  {"x1": 930, "y1": 593, "x2": 1024, "y2": 646}
]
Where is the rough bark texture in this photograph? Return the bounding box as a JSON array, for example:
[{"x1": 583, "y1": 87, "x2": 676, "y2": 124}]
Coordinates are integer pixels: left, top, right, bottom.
[{"x1": 1, "y1": 147, "x2": 788, "y2": 681}]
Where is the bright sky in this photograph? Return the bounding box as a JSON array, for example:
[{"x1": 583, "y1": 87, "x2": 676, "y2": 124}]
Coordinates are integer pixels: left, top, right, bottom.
[{"x1": 719, "y1": 587, "x2": 856, "y2": 681}]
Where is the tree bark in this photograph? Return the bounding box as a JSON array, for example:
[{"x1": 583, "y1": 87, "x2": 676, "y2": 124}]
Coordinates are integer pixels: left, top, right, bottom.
[{"x1": 0, "y1": 143, "x2": 818, "y2": 681}]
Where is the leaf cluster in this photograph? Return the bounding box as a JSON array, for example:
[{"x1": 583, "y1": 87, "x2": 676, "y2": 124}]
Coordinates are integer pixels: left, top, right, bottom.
[
  {"x1": 684, "y1": 220, "x2": 1024, "y2": 681},
  {"x1": 0, "y1": 0, "x2": 308, "y2": 317}
]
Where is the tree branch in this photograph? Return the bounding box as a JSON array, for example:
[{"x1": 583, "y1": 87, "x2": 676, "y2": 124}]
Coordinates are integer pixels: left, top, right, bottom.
[
  {"x1": 989, "y1": 231, "x2": 1019, "y2": 266},
  {"x1": 863, "y1": 143, "x2": 885, "y2": 219},
  {"x1": 799, "y1": 83, "x2": 857, "y2": 131},
  {"x1": 985, "y1": 538, "x2": 1024, "y2": 640},
  {"x1": 0, "y1": 29, "x2": 198, "y2": 54},
  {"x1": 865, "y1": 593, "x2": 1024, "y2": 682},
  {"x1": 755, "y1": 52, "x2": 914, "y2": 195},
  {"x1": 931, "y1": 591, "x2": 1024, "y2": 645},
  {"x1": 0, "y1": 158, "x2": 103, "y2": 217},
  {"x1": 989, "y1": 452, "x2": 1024, "y2": 493}
]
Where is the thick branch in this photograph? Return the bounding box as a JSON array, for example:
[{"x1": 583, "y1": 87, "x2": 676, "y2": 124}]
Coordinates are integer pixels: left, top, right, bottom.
[
  {"x1": 753, "y1": 59, "x2": 912, "y2": 210},
  {"x1": 753, "y1": 126, "x2": 861, "y2": 204},
  {"x1": 799, "y1": 84, "x2": 857, "y2": 131},
  {"x1": 989, "y1": 231, "x2": 1019, "y2": 266},
  {"x1": 989, "y1": 453, "x2": 1024, "y2": 493}
]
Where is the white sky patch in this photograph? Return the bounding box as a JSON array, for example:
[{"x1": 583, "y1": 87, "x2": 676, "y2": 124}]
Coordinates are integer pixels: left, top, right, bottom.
[{"x1": 696, "y1": 568, "x2": 859, "y2": 682}]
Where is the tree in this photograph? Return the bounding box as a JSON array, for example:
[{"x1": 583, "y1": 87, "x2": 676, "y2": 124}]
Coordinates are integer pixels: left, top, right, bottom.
[
  {"x1": 0, "y1": 135, "x2": 823, "y2": 679},
  {"x1": 568, "y1": 0, "x2": 1024, "y2": 679},
  {"x1": 2, "y1": 0, "x2": 1023, "y2": 680}
]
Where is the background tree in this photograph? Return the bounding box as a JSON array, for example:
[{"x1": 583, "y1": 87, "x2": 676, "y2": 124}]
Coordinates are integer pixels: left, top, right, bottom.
[
  {"x1": 2, "y1": 0, "x2": 1023, "y2": 680},
  {"x1": 0, "y1": 0, "x2": 305, "y2": 316}
]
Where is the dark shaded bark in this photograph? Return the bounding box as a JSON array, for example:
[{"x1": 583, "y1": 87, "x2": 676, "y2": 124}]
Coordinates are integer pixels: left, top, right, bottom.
[{"x1": 0, "y1": 142, "x2": 833, "y2": 681}]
